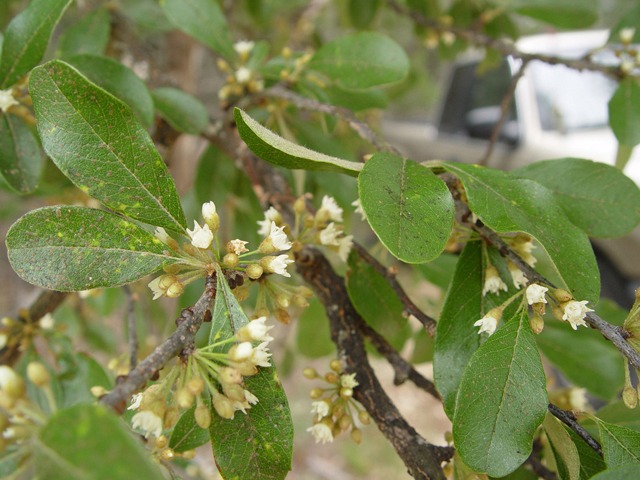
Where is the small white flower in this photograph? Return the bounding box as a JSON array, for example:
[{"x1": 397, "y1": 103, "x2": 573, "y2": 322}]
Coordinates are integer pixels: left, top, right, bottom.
[
  {"x1": 482, "y1": 266, "x2": 508, "y2": 296},
  {"x1": 340, "y1": 373, "x2": 359, "y2": 388},
  {"x1": 352, "y1": 199, "x2": 366, "y2": 221},
  {"x1": 257, "y1": 207, "x2": 282, "y2": 236},
  {"x1": 244, "y1": 390, "x2": 259, "y2": 405},
  {"x1": 230, "y1": 342, "x2": 254, "y2": 362},
  {"x1": 621, "y1": 59, "x2": 635, "y2": 74},
  {"x1": 0, "y1": 89, "x2": 19, "y2": 113},
  {"x1": 39, "y1": 313, "x2": 55, "y2": 330},
  {"x1": 562, "y1": 300, "x2": 593, "y2": 330},
  {"x1": 268, "y1": 222, "x2": 292, "y2": 251},
  {"x1": 233, "y1": 400, "x2": 251, "y2": 414},
  {"x1": 234, "y1": 40, "x2": 255, "y2": 56},
  {"x1": 319, "y1": 195, "x2": 343, "y2": 222},
  {"x1": 236, "y1": 67, "x2": 252, "y2": 83},
  {"x1": 154, "y1": 227, "x2": 171, "y2": 244},
  {"x1": 337, "y1": 235, "x2": 353, "y2": 262},
  {"x1": 263, "y1": 254, "x2": 294, "y2": 277},
  {"x1": 202, "y1": 201, "x2": 216, "y2": 222},
  {"x1": 473, "y1": 308, "x2": 502, "y2": 336},
  {"x1": 621, "y1": 27, "x2": 636, "y2": 44},
  {"x1": 250, "y1": 342, "x2": 272, "y2": 368},
  {"x1": 311, "y1": 400, "x2": 331, "y2": 420},
  {"x1": 319, "y1": 222, "x2": 340, "y2": 246},
  {"x1": 307, "y1": 422, "x2": 333, "y2": 444},
  {"x1": 507, "y1": 261, "x2": 527, "y2": 289},
  {"x1": 128, "y1": 393, "x2": 143, "y2": 410},
  {"x1": 187, "y1": 220, "x2": 214, "y2": 249},
  {"x1": 148, "y1": 277, "x2": 164, "y2": 300},
  {"x1": 569, "y1": 387, "x2": 588, "y2": 411},
  {"x1": 131, "y1": 411, "x2": 163, "y2": 438},
  {"x1": 526, "y1": 284, "x2": 548, "y2": 305},
  {"x1": 228, "y1": 239, "x2": 249, "y2": 254},
  {"x1": 236, "y1": 317, "x2": 274, "y2": 343}
]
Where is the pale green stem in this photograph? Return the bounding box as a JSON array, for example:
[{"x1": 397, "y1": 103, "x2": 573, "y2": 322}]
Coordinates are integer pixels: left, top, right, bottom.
[{"x1": 616, "y1": 143, "x2": 634, "y2": 170}]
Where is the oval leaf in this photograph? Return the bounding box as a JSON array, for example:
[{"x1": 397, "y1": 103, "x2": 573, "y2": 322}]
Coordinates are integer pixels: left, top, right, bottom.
[
  {"x1": 234, "y1": 108, "x2": 362, "y2": 176},
  {"x1": 34, "y1": 404, "x2": 164, "y2": 480},
  {"x1": 0, "y1": 112, "x2": 43, "y2": 194},
  {"x1": 609, "y1": 78, "x2": 640, "y2": 148},
  {"x1": 514, "y1": 158, "x2": 640, "y2": 238},
  {"x1": 57, "y1": 7, "x2": 111, "y2": 58},
  {"x1": 160, "y1": 0, "x2": 234, "y2": 60},
  {"x1": 169, "y1": 403, "x2": 211, "y2": 453},
  {"x1": 590, "y1": 465, "x2": 640, "y2": 480},
  {"x1": 509, "y1": 0, "x2": 598, "y2": 29},
  {"x1": 359, "y1": 153, "x2": 454, "y2": 263},
  {"x1": 67, "y1": 54, "x2": 154, "y2": 127},
  {"x1": 6, "y1": 206, "x2": 178, "y2": 291},
  {"x1": 152, "y1": 87, "x2": 209, "y2": 135},
  {"x1": 29, "y1": 60, "x2": 187, "y2": 234},
  {"x1": 0, "y1": 0, "x2": 72, "y2": 89},
  {"x1": 453, "y1": 307, "x2": 548, "y2": 477},
  {"x1": 544, "y1": 412, "x2": 581, "y2": 480},
  {"x1": 444, "y1": 162, "x2": 599, "y2": 303},
  {"x1": 594, "y1": 417, "x2": 640, "y2": 468},
  {"x1": 308, "y1": 32, "x2": 409, "y2": 90}
]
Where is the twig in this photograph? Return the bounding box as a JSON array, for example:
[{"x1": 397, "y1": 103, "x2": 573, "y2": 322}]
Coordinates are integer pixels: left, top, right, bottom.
[
  {"x1": 479, "y1": 59, "x2": 530, "y2": 166},
  {"x1": 123, "y1": 286, "x2": 138, "y2": 371},
  {"x1": 385, "y1": 0, "x2": 622, "y2": 78},
  {"x1": 355, "y1": 315, "x2": 441, "y2": 400},
  {"x1": 527, "y1": 439, "x2": 558, "y2": 480},
  {"x1": 265, "y1": 85, "x2": 403, "y2": 156},
  {"x1": 296, "y1": 246, "x2": 449, "y2": 479},
  {"x1": 548, "y1": 403, "x2": 603, "y2": 457},
  {"x1": 584, "y1": 311, "x2": 640, "y2": 373},
  {"x1": 100, "y1": 276, "x2": 217, "y2": 412},
  {"x1": 352, "y1": 243, "x2": 437, "y2": 337}
]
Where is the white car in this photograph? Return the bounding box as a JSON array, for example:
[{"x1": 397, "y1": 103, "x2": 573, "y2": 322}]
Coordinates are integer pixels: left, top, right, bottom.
[{"x1": 383, "y1": 30, "x2": 640, "y2": 306}]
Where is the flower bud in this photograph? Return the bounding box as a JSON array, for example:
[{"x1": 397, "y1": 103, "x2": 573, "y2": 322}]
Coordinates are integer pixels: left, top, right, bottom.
[
  {"x1": 217, "y1": 58, "x2": 231, "y2": 72},
  {"x1": 332, "y1": 403, "x2": 344, "y2": 418},
  {"x1": 220, "y1": 367, "x2": 242, "y2": 385},
  {"x1": 330, "y1": 360, "x2": 342, "y2": 373},
  {"x1": 0, "y1": 391, "x2": 14, "y2": 410},
  {"x1": 164, "y1": 406, "x2": 180, "y2": 429},
  {"x1": 223, "y1": 383, "x2": 246, "y2": 402},
  {"x1": 234, "y1": 361, "x2": 258, "y2": 376},
  {"x1": 202, "y1": 202, "x2": 219, "y2": 232},
  {"x1": 223, "y1": 253, "x2": 239, "y2": 268},
  {"x1": 0, "y1": 366, "x2": 25, "y2": 399},
  {"x1": 303, "y1": 215, "x2": 315, "y2": 229},
  {"x1": 177, "y1": 387, "x2": 195, "y2": 409},
  {"x1": 183, "y1": 243, "x2": 201, "y2": 257},
  {"x1": 325, "y1": 372, "x2": 338, "y2": 384},
  {"x1": 291, "y1": 293, "x2": 309, "y2": 307},
  {"x1": 158, "y1": 274, "x2": 178, "y2": 290},
  {"x1": 553, "y1": 288, "x2": 573, "y2": 303},
  {"x1": 529, "y1": 312, "x2": 544, "y2": 335},
  {"x1": 294, "y1": 196, "x2": 307, "y2": 214},
  {"x1": 274, "y1": 308, "x2": 291, "y2": 325},
  {"x1": 246, "y1": 264, "x2": 264, "y2": 279},
  {"x1": 351, "y1": 428, "x2": 362, "y2": 444},
  {"x1": 340, "y1": 387, "x2": 353, "y2": 399},
  {"x1": 302, "y1": 367, "x2": 318, "y2": 379},
  {"x1": 298, "y1": 286, "x2": 314, "y2": 298},
  {"x1": 339, "y1": 414, "x2": 352, "y2": 430},
  {"x1": 166, "y1": 281, "x2": 185, "y2": 298},
  {"x1": 275, "y1": 293, "x2": 290, "y2": 309},
  {"x1": 195, "y1": 404, "x2": 212, "y2": 429},
  {"x1": 182, "y1": 450, "x2": 197, "y2": 460},
  {"x1": 27, "y1": 362, "x2": 50, "y2": 387},
  {"x1": 254, "y1": 306, "x2": 270, "y2": 319},
  {"x1": 160, "y1": 448, "x2": 175, "y2": 461},
  {"x1": 155, "y1": 435, "x2": 168, "y2": 449},
  {"x1": 310, "y1": 387, "x2": 324, "y2": 399},
  {"x1": 552, "y1": 304, "x2": 565, "y2": 321},
  {"x1": 332, "y1": 423, "x2": 342, "y2": 438},
  {"x1": 624, "y1": 386, "x2": 638, "y2": 409},
  {"x1": 187, "y1": 378, "x2": 205, "y2": 396},
  {"x1": 213, "y1": 394, "x2": 235, "y2": 419},
  {"x1": 233, "y1": 284, "x2": 251, "y2": 302},
  {"x1": 358, "y1": 411, "x2": 371, "y2": 425}
]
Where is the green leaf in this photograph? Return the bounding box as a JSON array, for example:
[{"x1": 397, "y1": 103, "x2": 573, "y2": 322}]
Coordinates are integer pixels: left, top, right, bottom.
[
  {"x1": 234, "y1": 108, "x2": 362, "y2": 176},
  {"x1": 348, "y1": 0, "x2": 380, "y2": 29},
  {"x1": 359, "y1": 153, "x2": 454, "y2": 263},
  {"x1": 160, "y1": 0, "x2": 234, "y2": 60},
  {"x1": 444, "y1": 162, "x2": 599, "y2": 303},
  {"x1": 592, "y1": 400, "x2": 640, "y2": 434},
  {"x1": 411, "y1": 328, "x2": 434, "y2": 363},
  {"x1": 414, "y1": 252, "x2": 458, "y2": 291},
  {"x1": 152, "y1": 87, "x2": 209, "y2": 135},
  {"x1": 566, "y1": 429, "x2": 606, "y2": 480},
  {"x1": 296, "y1": 297, "x2": 335, "y2": 358},
  {"x1": 324, "y1": 85, "x2": 388, "y2": 111},
  {"x1": 60, "y1": 352, "x2": 112, "y2": 408},
  {"x1": 34, "y1": 404, "x2": 164, "y2": 480},
  {"x1": 508, "y1": 0, "x2": 598, "y2": 29},
  {"x1": 594, "y1": 417, "x2": 640, "y2": 468},
  {"x1": 536, "y1": 321, "x2": 624, "y2": 401},
  {"x1": 544, "y1": 412, "x2": 581, "y2": 480},
  {"x1": 6, "y1": 206, "x2": 177, "y2": 291},
  {"x1": 452, "y1": 307, "x2": 548, "y2": 477},
  {"x1": 30, "y1": 60, "x2": 187, "y2": 234},
  {"x1": 514, "y1": 158, "x2": 640, "y2": 238},
  {"x1": 0, "y1": 450, "x2": 29, "y2": 477},
  {"x1": 346, "y1": 249, "x2": 409, "y2": 350},
  {"x1": 609, "y1": 78, "x2": 640, "y2": 148},
  {"x1": 609, "y1": 4, "x2": 640, "y2": 44},
  {"x1": 208, "y1": 273, "x2": 293, "y2": 480},
  {"x1": 0, "y1": 112, "x2": 42, "y2": 194},
  {"x1": 0, "y1": 0, "x2": 72, "y2": 89},
  {"x1": 57, "y1": 7, "x2": 111, "y2": 58},
  {"x1": 169, "y1": 402, "x2": 211, "y2": 453},
  {"x1": 308, "y1": 32, "x2": 409, "y2": 90},
  {"x1": 590, "y1": 465, "x2": 640, "y2": 480},
  {"x1": 67, "y1": 54, "x2": 155, "y2": 127}
]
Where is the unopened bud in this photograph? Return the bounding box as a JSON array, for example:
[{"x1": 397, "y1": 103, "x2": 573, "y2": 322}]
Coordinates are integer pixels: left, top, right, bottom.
[
  {"x1": 187, "y1": 378, "x2": 205, "y2": 395},
  {"x1": 358, "y1": 411, "x2": 371, "y2": 425},
  {"x1": 155, "y1": 434, "x2": 168, "y2": 449},
  {"x1": 27, "y1": 362, "x2": 50, "y2": 387},
  {"x1": 213, "y1": 394, "x2": 235, "y2": 419},
  {"x1": 166, "y1": 281, "x2": 184, "y2": 298},
  {"x1": 233, "y1": 284, "x2": 251, "y2": 301},
  {"x1": 332, "y1": 403, "x2": 344, "y2": 418},
  {"x1": 182, "y1": 449, "x2": 197, "y2": 460},
  {"x1": 310, "y1": 387, "x2": 324, "y2": 399},
  {"x1": 294, "y1": 197, "x2": 306, "y2": 214},
  {"x1": 90, "y1": 386, "x2": 108, "y2": 397},
  {"x1": 529, "y1": 312, "x2": 544, "y2": 335},
  {"x1": 303, "y1": 215, "x2": 315, "y2": 228},
  {"x1": 183, "y1": 243, "x2": 201, "y2": 257},
  {"x1": 302, "y1": 367, "x2": 318, "y2": 379},
  {"x1": 246, "y1": 264, "x2": 264, "y2": 279},
  {"x1": 1, "y1": 317, "x2": 13, "y2": 327},
  {"x1": 351, "y1": 428, "x2": 362, "y2": 444},
  {"x1": 624, "y1": 386, "x2": 638, "y2": 409},
  {"x1": 223, "y1": 383, "x2": 246, "y2": 402},
  {"x1": 234, "y1": 361, "x2": 258, "y2": 376},
  {"x1": 220, "y1": 367, "x2": 242, "y2": 384},
  {"x1": 0, "y1": 391, "x2": 14, "y2": 410},
  {"x1": 164, "y1": 406, "x2": 180, "y2": 429},
  {"x1": 195, "y1": 404, "x2": 212, "y2": 429},
  {"x1": 330, "y1": 360, "x2": 342, "y2": 373},
  {"x1": 553, "y1": 288, "x2": 573, "y2": 303},
  {"x1": 254, "y1": 306, "x2": 270, "y2": 319},
  {"x1": 444, "y1": 431, "x2": 453, "y2": 443},
  {"x1": 223, "y1": 253, "x2": 239, "y2": 268},
  {"x1": 291, "y1": 294, "x2": 309, "y2": 307},
  {"x1": 552, "y1": 304, "x2": 565, "y2": 321},
  {"x1": 160, "y1": 448, "x2": 175, "y2": 461},
  {"x1": 325, "y1": 372, "x2": 338, "y2": 384},
  {"x1": 282, "y1": 46, "x2": 292, "y2": 59},
  {"x1": 275, "y1": 293, "x2": 290, "y2": 309},
  {"x1": 274, "y1": 308, "x2": 290, "y2": 324},
  {"x1": 339, "y1": 414, "x2": 352, "y2": 430},
  {"x1": 340, "y1": 387, "x2": 353, "y2": 399},
  {"x1": 159, "y1": 274, "x2": 178, "y2": 290},
  {"x1": 298, "y1": 286, "x2": 314, "y2": 298},
  {"x1": 177, "y1": 387, "x2": 195, "y2": 409},
  {"x1": 332, "y1": 423, "x2": 342, "y2": 438},
  {"x1": 0, "y1": 366, "x2": 25, "y2": 399},
  {"x1": 217, "y1": 58, "x2": 231, "y2": 72}
]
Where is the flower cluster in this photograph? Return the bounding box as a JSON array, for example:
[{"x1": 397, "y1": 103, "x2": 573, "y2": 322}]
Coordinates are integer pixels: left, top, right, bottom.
[
  {"x1": 302, "y1": 360, "x2": 370, "y2": 445},
  {"x1": 218, "y1": 40, "x2": 264, "y2": 101},
  {"x1": 616, "y1": 27, "x2": 640, "y2": 74},
  {"x1": 128, "y1": 317, "x2": 275, "y2": 441},
  {"x1": 0, "y1": 313, "x2": 55, "y2": 357}
]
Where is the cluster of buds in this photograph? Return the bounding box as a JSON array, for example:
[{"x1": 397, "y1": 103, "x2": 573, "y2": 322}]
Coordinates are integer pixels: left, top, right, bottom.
[
  {"x1": 303, "y1": 360, "x2": 370, "y2": 445},
  {"x1": 128, "y1": 317, "x2": 275, "y2": 440},
  {"x1": 278, "y1": 46, "x2": 314, "y2": 83},
  {"x1": 616, "y1": 28, "x2": 640, "y2": 74},
  {"x1": 218, "y1": 40, "x2": 264, "y2": 101},
  {"x1": 480, "y1": 235, "x2": 536, "y2": 297},
  {"x1": 0, "y1": 313, "x2": 56, "y2": 357},
  {"x1": 0, "y1": 363, "x2": 55, "y2": 456},
  {"x1": 0, "y1": 78, "x2": 34, "y2": 125}
]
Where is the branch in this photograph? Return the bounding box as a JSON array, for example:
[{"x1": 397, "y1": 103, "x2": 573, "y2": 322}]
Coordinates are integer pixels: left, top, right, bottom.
[
  {"x1": 527, "y1": 439, "x2": 558, "y2": 480},
  {"x1": 296, "y1": 246, "x2": 450, "y2": 479},
  {"x1": 352, "y1": 243, "x2": 437, "y2": 337},
  {"x1": 548, "y1": 403, "x2": 603, "y2": 457},
  {"x1": 100, "y1": 276, "x2": 216, "y2": 412},
  {"x1": 584, "y1": 311, "x2": 640, "y2": 373}
]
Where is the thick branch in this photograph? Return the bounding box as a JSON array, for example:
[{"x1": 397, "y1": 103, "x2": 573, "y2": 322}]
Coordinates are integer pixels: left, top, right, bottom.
[
  {"x1": 100, "y1": 276, "x2": 216, "y2": 412},
  {"x1": 296, "y1": 246, "x2": 449, "y2": 480},
  {"x1": 353, "y1": 243, "x2": 437, "y2": 337},
  {"x1": 548, "y1": 403, "x2": 603, "y2": 457},
  {"x1": 584, "y1": 311, "x2": 640, "y2": 373}
]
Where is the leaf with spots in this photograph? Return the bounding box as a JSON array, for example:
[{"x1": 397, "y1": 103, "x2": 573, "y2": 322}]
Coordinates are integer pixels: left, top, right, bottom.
[
  {"x1": 207, "y1": 270, "x2": 293, "y2": 480},
  {"x1": 359, "y1": 152, "x2": 454, "y2": 263},
  {"x1": 452, "y1": 307, "x2": 548, "y2": 477},
  {"x1": 0, "y1": 0, "x2": 72, "y2": 89},
  {"x1": 29, "y1": 60, "x2": 187, "y2": 234},
  {"x1": 593, "y1": 417, "x2": 640, "y2": 468},
  {"x1": 169, "y1": 402, "x2": 211, "y2": 453},
  {"x1": 0, "y1": 112, "x2": 43, "y2": 194},
  {"x1": 443, "y1": 162, "x2": 599, "y2": 303},
  {"x1": 6, "y1": 206, "x2": 178, "y2": 291}
]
